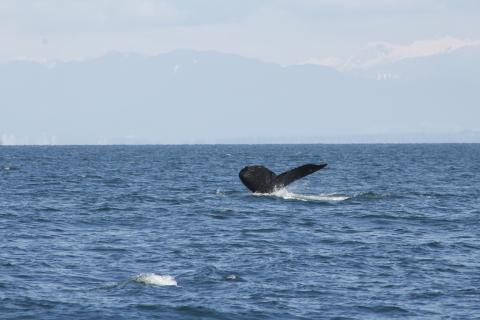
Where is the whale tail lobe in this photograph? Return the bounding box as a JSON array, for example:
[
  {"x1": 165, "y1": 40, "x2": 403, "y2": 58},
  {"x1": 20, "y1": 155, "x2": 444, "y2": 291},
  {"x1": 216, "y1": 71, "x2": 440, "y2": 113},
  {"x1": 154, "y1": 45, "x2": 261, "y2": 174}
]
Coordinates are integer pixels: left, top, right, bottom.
[{"x1": 239, "y1": 163, "x2": 327, "y2": 193}]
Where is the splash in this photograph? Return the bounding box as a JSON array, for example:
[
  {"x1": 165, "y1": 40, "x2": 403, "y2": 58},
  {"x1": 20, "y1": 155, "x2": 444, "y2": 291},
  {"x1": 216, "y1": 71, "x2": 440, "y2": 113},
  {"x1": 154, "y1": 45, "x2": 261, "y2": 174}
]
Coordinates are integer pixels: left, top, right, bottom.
[
  {"x1": 255, "y1": 189, "x2": 350, "y2": 202},
  {"x1": 133, "y1": 273, "x2": 177, "y2": 286}
]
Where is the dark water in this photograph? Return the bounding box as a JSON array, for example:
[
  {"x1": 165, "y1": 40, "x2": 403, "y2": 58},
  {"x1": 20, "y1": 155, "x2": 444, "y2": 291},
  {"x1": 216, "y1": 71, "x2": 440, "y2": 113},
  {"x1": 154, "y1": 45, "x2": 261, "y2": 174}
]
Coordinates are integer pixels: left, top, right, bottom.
[{"x1": 1, "y1": 144, "x2": 479, "y2": 319}]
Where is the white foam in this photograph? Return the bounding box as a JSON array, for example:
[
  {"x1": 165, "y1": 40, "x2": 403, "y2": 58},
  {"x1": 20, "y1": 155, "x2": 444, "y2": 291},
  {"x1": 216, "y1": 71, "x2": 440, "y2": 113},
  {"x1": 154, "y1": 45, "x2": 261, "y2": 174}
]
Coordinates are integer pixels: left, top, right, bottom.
[
  {"x1": 256, "y1": 189, "x2": 350, "y2": 202},
  {"x1": 134, "y1": 273, "x2": 177, "y2": 286}
]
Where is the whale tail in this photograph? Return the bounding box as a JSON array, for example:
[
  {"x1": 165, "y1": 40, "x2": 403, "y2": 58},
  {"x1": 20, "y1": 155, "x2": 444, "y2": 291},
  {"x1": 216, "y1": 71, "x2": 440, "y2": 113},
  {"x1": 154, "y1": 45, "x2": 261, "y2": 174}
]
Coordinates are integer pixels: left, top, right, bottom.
[{"x1": 239, "y1": 163, "x2": 327, "y2": 193}]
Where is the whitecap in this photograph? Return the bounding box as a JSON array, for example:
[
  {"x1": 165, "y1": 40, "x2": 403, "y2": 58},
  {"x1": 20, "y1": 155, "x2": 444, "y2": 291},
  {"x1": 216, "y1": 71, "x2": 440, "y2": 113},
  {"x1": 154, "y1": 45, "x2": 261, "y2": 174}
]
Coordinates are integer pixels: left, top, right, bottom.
[{"x1": 133, "y1": 273, "x2": 177, "y2": 286}]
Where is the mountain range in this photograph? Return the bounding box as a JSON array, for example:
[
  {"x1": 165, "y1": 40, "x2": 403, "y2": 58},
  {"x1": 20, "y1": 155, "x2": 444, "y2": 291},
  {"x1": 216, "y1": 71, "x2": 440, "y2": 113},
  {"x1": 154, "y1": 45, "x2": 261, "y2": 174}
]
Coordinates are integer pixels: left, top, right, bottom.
[{"x1": 1, "y1": 47, "x2": 478, "y2": 144}]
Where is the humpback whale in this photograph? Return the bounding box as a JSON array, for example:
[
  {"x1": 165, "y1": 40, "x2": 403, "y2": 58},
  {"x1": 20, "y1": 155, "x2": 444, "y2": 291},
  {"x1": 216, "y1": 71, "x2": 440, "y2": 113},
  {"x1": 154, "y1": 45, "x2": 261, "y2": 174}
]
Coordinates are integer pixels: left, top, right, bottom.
[{"x1": 239, "y1": 163, "x2": 327, "y2": 193}]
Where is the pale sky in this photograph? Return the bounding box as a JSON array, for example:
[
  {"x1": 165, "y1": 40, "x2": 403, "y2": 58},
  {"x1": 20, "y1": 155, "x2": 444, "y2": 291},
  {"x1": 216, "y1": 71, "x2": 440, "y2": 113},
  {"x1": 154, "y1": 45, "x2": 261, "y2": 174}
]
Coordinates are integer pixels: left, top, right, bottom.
[
  {"x1": 1, "y1": 0, "x2": 479, "y2": 65},
  {"x1": 1, "y1": 1, "x2": 479, "y2": 144}
]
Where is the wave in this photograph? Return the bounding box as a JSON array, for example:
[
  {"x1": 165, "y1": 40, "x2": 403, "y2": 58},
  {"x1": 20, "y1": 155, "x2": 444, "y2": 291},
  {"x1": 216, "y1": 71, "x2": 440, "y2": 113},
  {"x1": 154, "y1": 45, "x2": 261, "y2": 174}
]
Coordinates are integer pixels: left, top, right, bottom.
[
  {"x1": 133, "y1": 273, "x2": 178, "y2": 286},
  {"x1": 101, "y1": 274, "x2": 178, "y2": 290}
]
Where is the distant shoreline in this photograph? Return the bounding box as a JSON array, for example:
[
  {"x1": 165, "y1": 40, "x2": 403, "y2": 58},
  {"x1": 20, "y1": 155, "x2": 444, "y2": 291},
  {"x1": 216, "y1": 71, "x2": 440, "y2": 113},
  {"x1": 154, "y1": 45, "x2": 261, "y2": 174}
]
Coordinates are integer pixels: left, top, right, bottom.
[{"x1": 1, "y1": 142, "x2": 480, "y2": 147}]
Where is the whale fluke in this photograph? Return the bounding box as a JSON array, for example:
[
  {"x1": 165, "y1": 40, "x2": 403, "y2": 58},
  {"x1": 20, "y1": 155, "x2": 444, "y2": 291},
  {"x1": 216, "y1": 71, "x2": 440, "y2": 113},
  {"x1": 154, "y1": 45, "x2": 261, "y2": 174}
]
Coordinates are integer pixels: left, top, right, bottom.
[{"x1": 239, "y1": 163, "x2": 327, "y2": 193}]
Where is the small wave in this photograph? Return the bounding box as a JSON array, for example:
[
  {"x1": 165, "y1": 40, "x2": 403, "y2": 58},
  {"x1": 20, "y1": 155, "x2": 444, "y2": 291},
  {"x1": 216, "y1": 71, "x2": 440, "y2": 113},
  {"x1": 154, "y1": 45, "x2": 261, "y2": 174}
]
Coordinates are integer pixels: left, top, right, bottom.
[
  {"x1": 133, "y1": 273, "x2": 177, "y2": 286},
  {"x1": 224, "y1": 274, "x2": 243, "y2": 281},
  {"x1": 256, "y1": 189, "x2": 350, "y2": 202},
  {"x1": 41, "y1": 207, "x2": 61, "y2": 212},
  {"x1": 94, "y1": 206, "x2": 120, "y2": 212},
  {"x1": 3, "y1": 165, "x2": 19, "y2": 171},
  {"x1": 353, "y1": 191, "x2": 396, "y2": 200},
  {"x1": 216, "y1": 189, "x2": 241, "y2": 196},
  {"x1": 357, "y1": 304, "x2": 409, "y2": 314}
]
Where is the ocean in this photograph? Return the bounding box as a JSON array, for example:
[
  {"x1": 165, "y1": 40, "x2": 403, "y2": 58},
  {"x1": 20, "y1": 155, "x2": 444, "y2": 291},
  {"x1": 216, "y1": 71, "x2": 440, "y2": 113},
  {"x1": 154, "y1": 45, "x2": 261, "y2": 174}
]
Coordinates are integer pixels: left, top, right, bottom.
[{"x1": 1, "y1": 144, "x2": 479, "y2": 319}]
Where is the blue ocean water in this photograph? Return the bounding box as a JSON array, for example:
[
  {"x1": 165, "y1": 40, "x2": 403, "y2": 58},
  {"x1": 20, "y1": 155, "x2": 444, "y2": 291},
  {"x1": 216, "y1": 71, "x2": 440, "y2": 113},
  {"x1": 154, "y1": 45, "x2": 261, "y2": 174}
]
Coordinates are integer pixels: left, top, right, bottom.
[{"x1": 1, "y1": 144, "x2": 479, "y2": 319}]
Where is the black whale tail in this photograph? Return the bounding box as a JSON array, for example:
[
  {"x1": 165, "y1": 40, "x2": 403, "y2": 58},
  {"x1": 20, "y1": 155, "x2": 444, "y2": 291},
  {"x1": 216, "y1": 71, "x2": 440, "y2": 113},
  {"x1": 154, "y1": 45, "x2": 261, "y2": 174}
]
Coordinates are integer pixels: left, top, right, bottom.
[{"x1": 239, "y1": 163, "x2": 327, "y2": 193}]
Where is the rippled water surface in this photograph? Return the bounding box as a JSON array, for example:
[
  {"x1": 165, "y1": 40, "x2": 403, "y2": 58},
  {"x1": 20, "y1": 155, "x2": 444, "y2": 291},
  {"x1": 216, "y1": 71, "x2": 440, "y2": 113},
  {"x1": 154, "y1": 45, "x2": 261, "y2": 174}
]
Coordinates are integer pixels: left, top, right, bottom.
[{"x1": 1, "y1": 144, "x2": 479, "y2": 319}]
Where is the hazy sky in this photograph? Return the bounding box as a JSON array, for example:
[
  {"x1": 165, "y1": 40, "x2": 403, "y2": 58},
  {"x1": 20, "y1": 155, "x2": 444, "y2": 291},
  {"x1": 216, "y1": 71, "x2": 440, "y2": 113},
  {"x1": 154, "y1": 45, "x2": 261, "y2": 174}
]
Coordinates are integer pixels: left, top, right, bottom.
[{"x1": 1, "y1": 0, "x2": 479, "y2": 64}]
